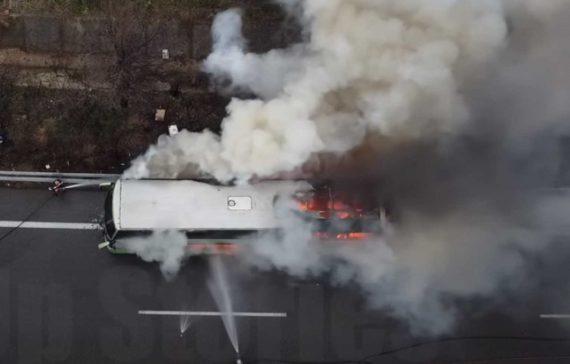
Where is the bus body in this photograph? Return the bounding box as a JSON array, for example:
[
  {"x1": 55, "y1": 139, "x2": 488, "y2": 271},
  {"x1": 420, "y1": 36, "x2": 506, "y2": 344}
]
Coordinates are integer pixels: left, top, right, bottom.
[{"x1": 102, "y1": 179, "x2": 385, "y2": 254}]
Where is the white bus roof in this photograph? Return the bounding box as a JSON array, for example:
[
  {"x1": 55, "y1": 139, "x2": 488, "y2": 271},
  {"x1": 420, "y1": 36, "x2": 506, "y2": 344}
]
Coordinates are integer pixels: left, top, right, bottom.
[{"x1": 112, "y1": 179, "x2": 312, "y2": 231}]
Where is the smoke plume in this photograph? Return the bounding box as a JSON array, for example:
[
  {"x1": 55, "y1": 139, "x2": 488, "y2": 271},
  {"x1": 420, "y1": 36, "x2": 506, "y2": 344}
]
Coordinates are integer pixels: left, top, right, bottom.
[
  {"x1": 126, "y1": 0, "x2": 508, "y2": 181},
  {"x1": 124, "y1": 0, "x2": 570, "y2": 334},
  {"x1": 117, "y1": 230, "x2": 188, "y2": 281}
]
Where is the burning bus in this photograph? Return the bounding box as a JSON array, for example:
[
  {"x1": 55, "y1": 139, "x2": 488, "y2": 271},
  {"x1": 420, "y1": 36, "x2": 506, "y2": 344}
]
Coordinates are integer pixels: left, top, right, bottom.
[{"x1": 99, "y1": 179, "x2": 388, "y2": 254}]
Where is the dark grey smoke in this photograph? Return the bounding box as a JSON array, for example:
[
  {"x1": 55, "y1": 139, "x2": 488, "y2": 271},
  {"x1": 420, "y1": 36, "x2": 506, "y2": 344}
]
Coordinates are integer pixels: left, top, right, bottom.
[
  {"x1": 244, "y1": 1, "x2": 570, "y2": 335},
  {"x1": 124, "y1": 0, "x2": 570, "y2": 334}
]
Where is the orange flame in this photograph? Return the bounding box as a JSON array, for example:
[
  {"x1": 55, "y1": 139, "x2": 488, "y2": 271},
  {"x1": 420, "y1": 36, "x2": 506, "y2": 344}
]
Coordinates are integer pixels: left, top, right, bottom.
[
  {"x1": 186, "y1": 243, "x2": 239, "y2": 255},
  {"x1": 314, "y1": 232, "x2": 372, "y2": 241}
]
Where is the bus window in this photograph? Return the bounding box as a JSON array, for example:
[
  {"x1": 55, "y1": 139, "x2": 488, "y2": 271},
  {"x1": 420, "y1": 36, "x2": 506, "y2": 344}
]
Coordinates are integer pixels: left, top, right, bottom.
[
  {"x1": 116, "y1": 230, "x2": 153, "y2": 239},
  {"x1": 185, "y1": 229, "x2": 260, "y2": 240}
]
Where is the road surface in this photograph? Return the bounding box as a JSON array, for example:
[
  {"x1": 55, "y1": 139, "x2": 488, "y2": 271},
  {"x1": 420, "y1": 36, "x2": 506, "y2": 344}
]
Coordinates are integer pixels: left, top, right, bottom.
[{"x1": 0, "y1": 186, "x2": 569, "y2": 363}]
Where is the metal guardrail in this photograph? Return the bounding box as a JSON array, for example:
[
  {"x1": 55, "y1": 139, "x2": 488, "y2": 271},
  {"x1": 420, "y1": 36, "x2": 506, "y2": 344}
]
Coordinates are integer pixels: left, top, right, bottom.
[
  {"x1": 0, "y1": 170, "x2": 120, "y2": 183},
  {"x1": 0, "y1": 171, "x2": 119, "y2": 178}
]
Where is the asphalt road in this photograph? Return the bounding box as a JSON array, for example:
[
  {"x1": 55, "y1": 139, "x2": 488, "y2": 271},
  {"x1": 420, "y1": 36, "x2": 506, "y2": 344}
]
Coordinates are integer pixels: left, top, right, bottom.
[{"x1": 0, "y1": 186, "x2": 569, "y2": 363}]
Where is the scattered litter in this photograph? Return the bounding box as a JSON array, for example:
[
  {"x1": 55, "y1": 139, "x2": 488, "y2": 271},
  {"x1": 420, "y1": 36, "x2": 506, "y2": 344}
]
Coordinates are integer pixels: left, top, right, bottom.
[
  {"x1": 168, "y1": 124, "x2": 179, "y2": 136},
  {"x1": 162, "y1": 49, "x2": 170, "y2": 60},
  {"x1": 45, "y1": 164, "x2": 51, "y2": 170},
  {"x1": 155, "y1": 108, "x2": 166, "y2": 122}
]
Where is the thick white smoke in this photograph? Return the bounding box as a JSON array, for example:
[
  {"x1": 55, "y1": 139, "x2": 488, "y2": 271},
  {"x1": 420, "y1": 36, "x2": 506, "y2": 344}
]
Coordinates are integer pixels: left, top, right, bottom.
[
  {"x1": 245, "y1": 196, "x2": 549, "y2": 334},
  {"x1": 126, "y1": 0, "x2": 508, "y2": 181},
  {"x1": 122, "y1": 0, "x2": 570, "y2": 334},
  {"x1": 203, "y1": 8, "x2": 304, "y2": 100},
  {"x1": 117, "y1": 230, "x2": 188, "y2": 281}
]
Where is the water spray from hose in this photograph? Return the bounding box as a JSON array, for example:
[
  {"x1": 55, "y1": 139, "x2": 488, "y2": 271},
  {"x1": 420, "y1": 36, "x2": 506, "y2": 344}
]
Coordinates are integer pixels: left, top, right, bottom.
[{"x1": 208, "y1": 256, "x2": 240, "y2": 357}]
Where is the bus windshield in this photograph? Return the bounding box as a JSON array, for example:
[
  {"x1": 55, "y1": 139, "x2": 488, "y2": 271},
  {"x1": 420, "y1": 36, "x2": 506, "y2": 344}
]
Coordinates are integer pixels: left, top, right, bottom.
[{"x1": 104, "y1": 189, "x2": 117, "y2": 239}]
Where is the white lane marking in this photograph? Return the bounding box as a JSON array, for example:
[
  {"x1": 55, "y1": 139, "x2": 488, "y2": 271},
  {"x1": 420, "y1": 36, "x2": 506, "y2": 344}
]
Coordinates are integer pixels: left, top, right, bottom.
[
  {"x1": 540, "y1": 314, "x2": 570, "y2": 319},
  {"x1": 138, "y1": 310, "x2": 287, "y2": 318},
  {"x1": 0, "y1": 221, "x2": 100, "y2": 230}
]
